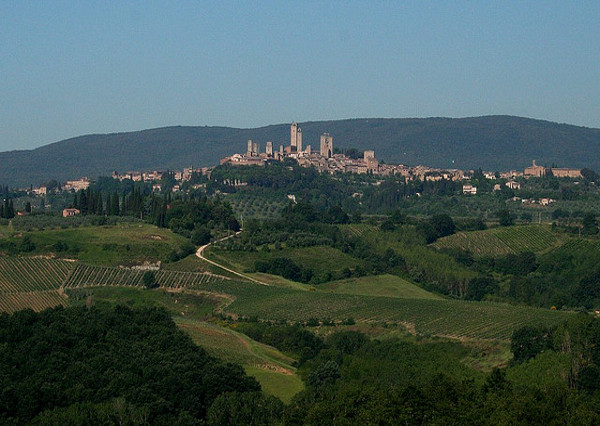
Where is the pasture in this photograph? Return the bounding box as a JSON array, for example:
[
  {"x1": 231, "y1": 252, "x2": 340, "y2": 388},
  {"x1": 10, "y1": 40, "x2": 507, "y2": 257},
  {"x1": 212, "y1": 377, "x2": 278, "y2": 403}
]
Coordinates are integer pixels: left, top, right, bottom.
[
  {"x1": 175, "y1": 318, "x2": 303, "y2": 403},
  {"x1": 1, "y1": 223, "x2": 190, "y2": 266}
]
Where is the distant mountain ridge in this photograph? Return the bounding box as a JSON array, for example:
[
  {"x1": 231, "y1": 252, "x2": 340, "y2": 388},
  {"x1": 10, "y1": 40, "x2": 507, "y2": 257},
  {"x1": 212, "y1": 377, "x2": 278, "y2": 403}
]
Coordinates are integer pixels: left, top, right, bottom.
[{"x1": 2, "y1": 115, "x2": 600, "y2": 187}]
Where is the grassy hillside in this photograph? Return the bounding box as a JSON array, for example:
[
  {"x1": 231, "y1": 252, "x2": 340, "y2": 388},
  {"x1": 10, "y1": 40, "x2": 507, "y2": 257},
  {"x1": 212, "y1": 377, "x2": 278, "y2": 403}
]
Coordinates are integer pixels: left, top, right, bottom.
[
  {"x1": 1, "y1": 252, "x2": 572, "y2": 341},
  {"x1": 201, "y1": 280, "x2": 571, "y2": 341},
  {"x1": 3, "y1": 115, "x2": 600, "y2": 186},
  {"x1": 208, "y1": 245, "x2": 365, "y2": 280},
  {"x1": 0, "y1": 256, "x2": 226, "y2": 313},
  {"x1": 176, "y1": 318, "x2": 303, "y2": 403},
  {"x1": 320, "y1": 274, "x2": 443, "y2": 300},
  {"x1": 0, "y1": 223, "x2": 190, "y2": 266},
  {"x1": 342, "y1": 223, "x2": 478, "y2": 291},
  {"x1": 432, "y1": 224, "x2": 561, "y2": 257}
]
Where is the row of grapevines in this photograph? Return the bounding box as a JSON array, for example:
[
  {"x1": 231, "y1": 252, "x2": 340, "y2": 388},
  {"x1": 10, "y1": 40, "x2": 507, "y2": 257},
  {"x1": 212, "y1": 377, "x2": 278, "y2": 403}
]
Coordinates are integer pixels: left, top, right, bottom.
[{"x1": 0, "y1": 257, "x2": 74, "y2": 293}]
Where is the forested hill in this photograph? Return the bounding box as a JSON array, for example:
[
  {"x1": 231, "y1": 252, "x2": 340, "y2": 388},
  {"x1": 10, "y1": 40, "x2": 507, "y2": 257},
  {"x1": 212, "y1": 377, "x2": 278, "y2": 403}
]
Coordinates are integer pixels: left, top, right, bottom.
[{"x1": 2, "y1": 115, "x2": 600, "y2": 186}]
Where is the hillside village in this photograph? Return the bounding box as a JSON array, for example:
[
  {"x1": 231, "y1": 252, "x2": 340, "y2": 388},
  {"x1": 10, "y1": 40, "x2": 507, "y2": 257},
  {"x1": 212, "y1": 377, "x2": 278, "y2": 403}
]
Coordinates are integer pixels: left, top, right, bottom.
[{"x1": 23, "y1": 122, "x2": 584, "y2": 210}]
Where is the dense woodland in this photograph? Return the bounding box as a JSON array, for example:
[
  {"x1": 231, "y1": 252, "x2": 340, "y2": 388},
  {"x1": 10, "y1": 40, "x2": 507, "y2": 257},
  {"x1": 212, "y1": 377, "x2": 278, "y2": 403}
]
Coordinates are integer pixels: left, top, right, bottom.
[
  {"x1": 3, "y1": 306, "x2": 600, "y2": 424},
  {"x1": 0, "y1": 305, "x2": 275, "y2": 424}
]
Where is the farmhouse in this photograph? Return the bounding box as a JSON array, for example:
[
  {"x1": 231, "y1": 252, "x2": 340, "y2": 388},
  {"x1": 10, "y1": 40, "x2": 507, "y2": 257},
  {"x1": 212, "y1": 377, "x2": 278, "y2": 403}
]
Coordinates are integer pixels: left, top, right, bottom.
[
  {"x1": 462, "y1": 184, "x2": 477, "y2": 195},
  {"x1": 62, "y1": 208, "x2": 80, "y2": 217}
]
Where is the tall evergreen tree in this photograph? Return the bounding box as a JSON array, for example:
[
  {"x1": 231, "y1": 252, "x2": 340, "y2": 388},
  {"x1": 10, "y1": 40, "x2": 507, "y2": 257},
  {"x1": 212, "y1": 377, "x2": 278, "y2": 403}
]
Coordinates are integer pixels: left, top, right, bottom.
[
  {"x1": 112, "y1": 192, "x2": 120, "y2": 216},
  {"x1": 96, "y1": 193, "x2": 103, "y2": 215}
]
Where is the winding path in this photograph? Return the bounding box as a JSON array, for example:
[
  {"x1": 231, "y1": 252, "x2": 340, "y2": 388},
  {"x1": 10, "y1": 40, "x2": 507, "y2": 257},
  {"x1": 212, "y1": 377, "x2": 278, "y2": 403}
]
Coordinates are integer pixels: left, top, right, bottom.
[{"x1": 196, "y1": 232, "x2": 269, "y2": 286}]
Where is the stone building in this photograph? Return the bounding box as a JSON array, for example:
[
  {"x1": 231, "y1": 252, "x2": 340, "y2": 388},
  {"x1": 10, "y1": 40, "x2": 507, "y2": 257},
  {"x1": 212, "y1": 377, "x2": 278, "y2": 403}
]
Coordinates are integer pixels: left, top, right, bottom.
[
  {"x1": 551, "y1": 168, "x2": 582, "y2": 178},
  {"x1": 524, "y1": 160, "x2": 546, "y2": 177},
  {"x1": 290, "y1": 122, "x2": 303, "y2": 153},
  {"x1": 320, "y1": 133, "x2": 333, "y2": 158}
]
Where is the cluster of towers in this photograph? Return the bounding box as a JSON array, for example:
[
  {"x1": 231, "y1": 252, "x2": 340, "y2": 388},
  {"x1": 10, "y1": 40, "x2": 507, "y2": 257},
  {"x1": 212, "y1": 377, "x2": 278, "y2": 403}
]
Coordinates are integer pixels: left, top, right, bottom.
[{"x1": 246, "y1": 122, "x2": 334, "y2": 159}]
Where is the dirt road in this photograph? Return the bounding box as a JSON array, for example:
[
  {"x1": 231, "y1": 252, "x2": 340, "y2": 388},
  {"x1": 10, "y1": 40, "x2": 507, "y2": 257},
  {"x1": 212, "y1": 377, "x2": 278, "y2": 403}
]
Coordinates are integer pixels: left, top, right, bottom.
[{"x1": 195, "y1": 232, "x2": 269, "y2": 286}]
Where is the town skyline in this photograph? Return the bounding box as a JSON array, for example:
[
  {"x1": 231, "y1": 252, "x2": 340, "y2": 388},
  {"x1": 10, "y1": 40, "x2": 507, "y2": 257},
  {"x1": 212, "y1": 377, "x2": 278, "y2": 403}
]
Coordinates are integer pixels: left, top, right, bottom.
[{"x1": 2, "y1": 3, "x2": 600, "y2": 152}]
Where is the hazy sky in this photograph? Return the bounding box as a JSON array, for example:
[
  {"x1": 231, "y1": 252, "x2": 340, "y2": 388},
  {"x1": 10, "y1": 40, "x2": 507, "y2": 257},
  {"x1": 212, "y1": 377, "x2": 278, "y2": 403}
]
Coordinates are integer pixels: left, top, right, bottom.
[{"x1": 1, "y1": 1, "x2": 599, "y2": 151}]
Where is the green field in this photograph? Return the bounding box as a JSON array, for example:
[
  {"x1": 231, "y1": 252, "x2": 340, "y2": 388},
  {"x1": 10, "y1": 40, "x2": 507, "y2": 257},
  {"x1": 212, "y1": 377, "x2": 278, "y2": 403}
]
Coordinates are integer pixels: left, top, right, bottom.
[
  {"x1": 68, "y1": 286, "x2": 219, "y2": 319},
  {"x1": 432, "y1": 224, "x2": 561, "y2": 257},
  {"x1": 208, "y1": 245, "x2": 365, "y2": 277},
  {"x1": 0, "y1": 291, "x2": 67, "y2": 313},
  {"x1": 175, "y1": 318, "x2": 304, "y2": 403},
  {"x1": 1, "y1": 223, "x2": 190, "y2": 266},
  {"x1": 201, "y1": 280, "x2": 572, "y2": 341},
  {"x1": 320, "y1": 274, "x2": 443, "y2": 299},
  {"x1": 1, "y1": 254, "x2": 571, "y2": 341},
  {"x1": 342, "y1": 224, "x2": 478, "y2": 290},
  {"x1": 63, "y1": 264, "x2": 225, "y2": 289}
]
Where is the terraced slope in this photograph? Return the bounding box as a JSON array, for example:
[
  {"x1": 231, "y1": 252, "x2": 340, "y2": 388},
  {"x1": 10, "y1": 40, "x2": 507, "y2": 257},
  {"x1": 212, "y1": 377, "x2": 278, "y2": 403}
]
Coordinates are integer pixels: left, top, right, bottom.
[{"x1": 433, "y1": 225, "x2": 560, "y2": 257}]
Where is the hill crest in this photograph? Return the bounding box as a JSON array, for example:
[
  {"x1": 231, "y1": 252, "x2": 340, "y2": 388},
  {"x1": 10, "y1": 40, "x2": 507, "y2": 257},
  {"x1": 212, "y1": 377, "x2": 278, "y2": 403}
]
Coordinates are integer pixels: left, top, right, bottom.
[{"x1": 2, "y1": 115, "x2": 600, "y2": 186}]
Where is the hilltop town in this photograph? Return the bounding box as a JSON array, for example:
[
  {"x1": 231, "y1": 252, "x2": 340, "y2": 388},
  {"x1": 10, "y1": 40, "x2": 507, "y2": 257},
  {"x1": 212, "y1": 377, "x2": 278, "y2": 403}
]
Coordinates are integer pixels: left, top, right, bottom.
[
  {"x1": 219, "y1": 121, "x2": 582, "y2": 183},
  {"x1": 23, "y1": 121, "x2": 584, "y2": 201}
]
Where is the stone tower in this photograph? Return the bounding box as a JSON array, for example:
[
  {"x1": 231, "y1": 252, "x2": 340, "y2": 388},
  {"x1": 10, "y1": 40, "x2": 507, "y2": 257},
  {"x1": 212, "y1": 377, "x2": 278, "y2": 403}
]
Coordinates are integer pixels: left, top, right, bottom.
[
  {"x1": 266, "y1": 141, "x2": 273, "y2": 156},
  {"x1": 290, "y1": 122, "x2": 302, "y2": 153},
  {"x1": 320, "y1": 133, "x2": 333, "y2": 158},
  {"x1": 297, "y1": 127, "x2": 302, "y2": 153},
  {"x1": 290, "y1": 122, "x2": 298, "y2": 149}
]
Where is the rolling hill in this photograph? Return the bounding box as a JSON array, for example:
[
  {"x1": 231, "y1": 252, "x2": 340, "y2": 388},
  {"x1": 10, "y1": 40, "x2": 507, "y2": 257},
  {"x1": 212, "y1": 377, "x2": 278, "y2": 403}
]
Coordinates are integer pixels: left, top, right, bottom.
[{"x1": 2, "y1": 115, "x2": 600, "y2": 186}]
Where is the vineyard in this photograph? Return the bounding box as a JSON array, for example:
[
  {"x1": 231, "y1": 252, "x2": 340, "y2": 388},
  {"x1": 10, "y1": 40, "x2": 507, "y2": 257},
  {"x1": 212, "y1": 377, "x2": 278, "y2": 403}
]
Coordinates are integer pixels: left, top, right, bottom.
[
  {"x1": 0, "y1": 257, "x2": 74, "y2": 293},
  {"x1": 63, "y1": 264, "x2": 226, "y2": 289},
  {"x1": 433, "y1": 225, "x2": 561, "y2": 257},
  {"x1": 320, "y1": 274, "x2": 444, "y2": 300},
  {"x1": 0, "y1": 291, "x2": 67, "y2": 313},
  {"x1": 0, "y1": 256, "x2": 229, "y2": 313},
  {"x1": 201, "y1": 280, "x2": 572, "y2": 341}
]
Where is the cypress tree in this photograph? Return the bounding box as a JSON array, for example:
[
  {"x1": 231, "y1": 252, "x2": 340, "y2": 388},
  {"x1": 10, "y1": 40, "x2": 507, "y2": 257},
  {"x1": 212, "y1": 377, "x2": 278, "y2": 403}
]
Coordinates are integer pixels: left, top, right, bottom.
[
  {"x1": 96, "y1": 193, "x2": 103, "y2": 215},
  {"x1": 7, "y1": 200, "x2": 14, "y2": 218},
  {"x1": 112, "y1": 192, "x2": 120, "y2": 216},
  {"x1": 79, "y1": 190, "x2": 88, "y2": 214},
  {"x1": 88, "y1": 188, "x2": 96, "y2": 215},
  {"x1": 106, "y1": 193, "x2": 112, "y2": 215}
]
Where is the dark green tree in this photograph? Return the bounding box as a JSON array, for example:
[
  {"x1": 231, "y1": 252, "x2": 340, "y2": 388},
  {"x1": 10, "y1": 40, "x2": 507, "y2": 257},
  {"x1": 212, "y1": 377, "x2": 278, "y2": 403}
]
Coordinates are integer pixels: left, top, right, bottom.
[
  {"x1": 582, "y1": 213, "x2": 598, "y2": 235},
  {"x1": 497, "y1": 209, "x2": 515, "y2": 226},
  {"x1": 142, "y1": 271, "x2": 158, "y2": 289}
]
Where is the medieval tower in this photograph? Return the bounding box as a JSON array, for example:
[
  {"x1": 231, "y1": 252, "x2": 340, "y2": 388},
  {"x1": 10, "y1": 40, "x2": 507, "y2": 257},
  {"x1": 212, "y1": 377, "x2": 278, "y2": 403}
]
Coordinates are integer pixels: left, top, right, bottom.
[
  {"x1": 320, "y1": 133, "x2": 333, "y2": 158},
  {"x1": 290, "y1": 122, "x2": 303, "y2": 153}
]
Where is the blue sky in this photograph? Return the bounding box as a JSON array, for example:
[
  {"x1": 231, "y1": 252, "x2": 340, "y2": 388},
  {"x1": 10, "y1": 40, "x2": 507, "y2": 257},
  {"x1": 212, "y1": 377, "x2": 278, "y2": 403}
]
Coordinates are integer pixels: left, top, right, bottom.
[{"x1": 1, "y1": 1, "x2": 599, "y2": 151}]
